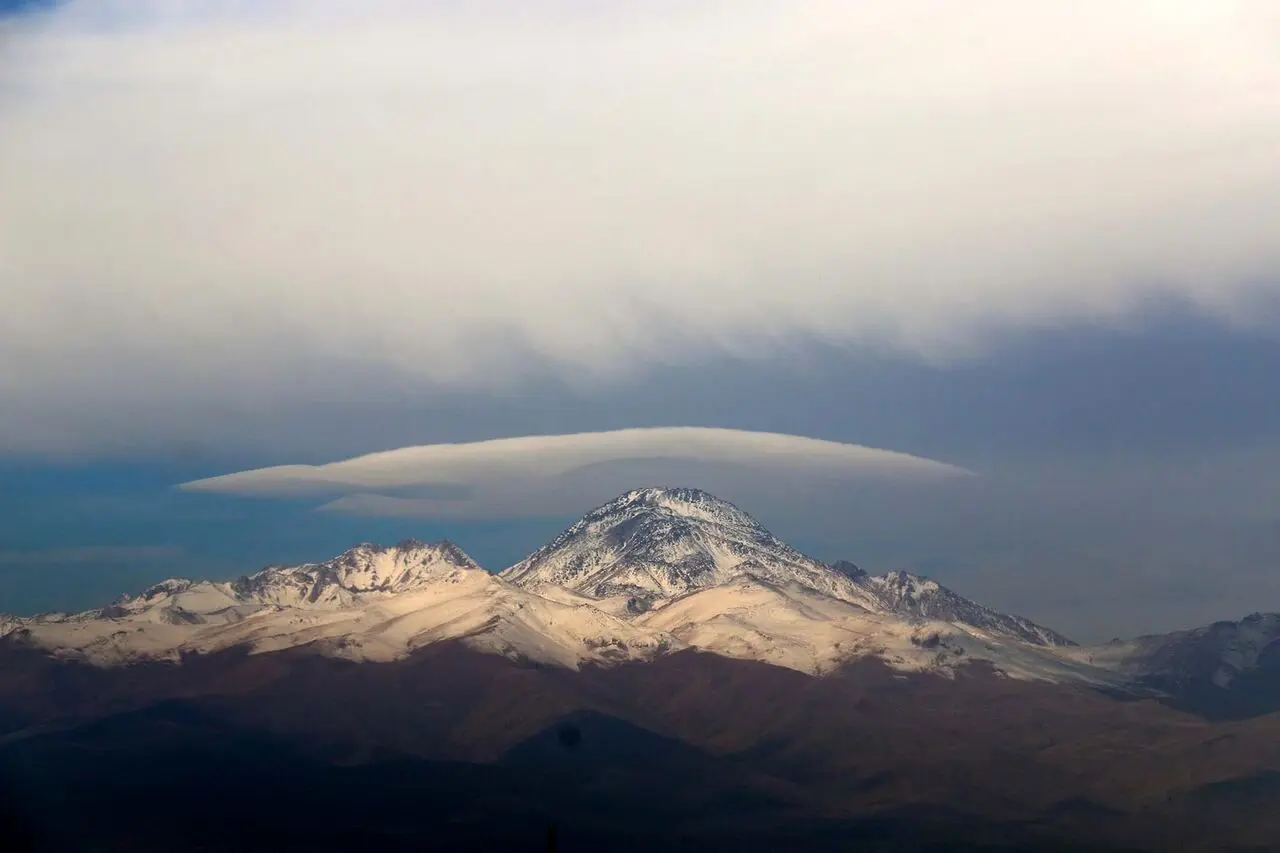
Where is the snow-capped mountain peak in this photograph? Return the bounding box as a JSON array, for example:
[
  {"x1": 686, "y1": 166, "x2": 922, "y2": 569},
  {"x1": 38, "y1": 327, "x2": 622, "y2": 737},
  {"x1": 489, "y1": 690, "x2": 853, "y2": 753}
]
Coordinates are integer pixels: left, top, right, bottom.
[
  {"x1": 502, "y1": 488, "x2": 1072, "y2": 649},
  {"x1": 603, "y1": 487, "x2": 767, "y2": 527},
  {"x1": 68, "y1": 539, "x2": 485, "y2": 624},
  {"x1": 134, "y1": 578, "x2": 200, "y2": 602},
  {"x1": 500, "y1": 487, "x2": 871, "y2": 608},
  {"x1": 228, "y1": 538, "x2": 481, "y2": 607}
]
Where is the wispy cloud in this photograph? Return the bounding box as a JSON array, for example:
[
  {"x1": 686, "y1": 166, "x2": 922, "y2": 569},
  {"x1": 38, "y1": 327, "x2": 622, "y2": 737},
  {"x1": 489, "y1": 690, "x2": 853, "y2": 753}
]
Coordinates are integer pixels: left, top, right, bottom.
[
  {"x1": 180, "y1": 427, "x2": 970, "y2": 518},
  {"x1": 0, "y1": 545, "x2": 183, "y2": 566},
  {"x1": 2, "y1": 1, "x2": 1280, "y2": 451}
]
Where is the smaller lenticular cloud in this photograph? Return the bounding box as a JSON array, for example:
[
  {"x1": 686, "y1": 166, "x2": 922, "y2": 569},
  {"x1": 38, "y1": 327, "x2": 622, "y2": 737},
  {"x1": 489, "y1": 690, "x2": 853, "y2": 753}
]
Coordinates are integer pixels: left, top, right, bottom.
[{"x1": 179, "y1": 427, "x2": 971, "y2": 519}]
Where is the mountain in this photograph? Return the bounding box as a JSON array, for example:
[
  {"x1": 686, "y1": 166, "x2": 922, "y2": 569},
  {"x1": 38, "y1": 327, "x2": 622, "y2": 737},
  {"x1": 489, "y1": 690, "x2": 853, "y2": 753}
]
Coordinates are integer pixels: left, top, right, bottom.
[
  {"x1": 5, "y1": 539, "x2": 676, "y2": 668},
  {"x1": 501, "y1": 487, "x2": 877, "y2": 609},
  {"x1": 828, "y1": 559, "x2": 868, "y2": 580},
  {"x1": 1062, "y1": 612, "x2": 1280, "y2": 720},
  {"x1": 501, "y1": 487, "x2": 1069, "y2": 650},
  {"x1": 54, "y1": 539, "x2": 483, "y2": 628},
  {"x1": 0, "y1": 487, "x2": 1266, "y2": 700},
  {"x1": 856, "y1": 570, "x2": 1076, "y2": 647},
  {"x1": 0, "y1": 488, "x2": 1095, "y2": 682},
  {"x1": 226, "y1": 538, "x2": 482, "y2": 605},
  {"x1": 629, "y1": 576, "x2": 1098, "y2": 681}
]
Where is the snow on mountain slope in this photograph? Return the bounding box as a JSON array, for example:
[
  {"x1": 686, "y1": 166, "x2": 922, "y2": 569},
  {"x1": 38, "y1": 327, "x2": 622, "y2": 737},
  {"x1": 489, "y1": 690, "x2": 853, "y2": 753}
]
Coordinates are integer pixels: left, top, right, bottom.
[
  {"x1": 1, "y1": 489, "x2": 1095, "y2": 681},
  {"x1": 502, "y1": 488, "x2": 1071, "y2": 648},
  {"x1": 636, "y1": 579, "x2": 1111, "y2": 681},
  {"x1": 501, "y1": 487, "x2": 880, "y2": 610},
  {"x1": 1062, "y1": 612, "x2": 1280, "y2": 686},
  {"x1": 226, "y1": 539, "x2": 482, "y2": 608},
  {"x1": 32, "y1": 539, "x2": 483, "y2": 628},
  {"x1": 4, "y1": 541, "x2": 677, "y2": 668},
  {"x1": 638, "y1": 579, "x2": 938, "y2": 676},
  {"x1": 185, "y1": 568, "x2": 679, "y2": 669},
  {"x1": 855, "y1": 570, "x2": 1075, "y2": 647}
]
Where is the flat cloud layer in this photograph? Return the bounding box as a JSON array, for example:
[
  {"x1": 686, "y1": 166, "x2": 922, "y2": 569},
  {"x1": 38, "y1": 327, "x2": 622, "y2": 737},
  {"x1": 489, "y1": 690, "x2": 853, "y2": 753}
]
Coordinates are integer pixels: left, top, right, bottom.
[
  {"x1": 180, "y1": 427, "x2": 971, "y2": 518},
  {"x1": 3, "y1": 1, "x2": 1280, "y2": 452}
]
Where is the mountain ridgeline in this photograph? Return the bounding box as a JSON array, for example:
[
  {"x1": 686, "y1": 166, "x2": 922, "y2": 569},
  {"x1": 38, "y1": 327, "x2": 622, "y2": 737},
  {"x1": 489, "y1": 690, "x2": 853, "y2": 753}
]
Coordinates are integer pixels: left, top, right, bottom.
[{"x1": 2, "y1": 487, "x2": 1273, "y2": 710}]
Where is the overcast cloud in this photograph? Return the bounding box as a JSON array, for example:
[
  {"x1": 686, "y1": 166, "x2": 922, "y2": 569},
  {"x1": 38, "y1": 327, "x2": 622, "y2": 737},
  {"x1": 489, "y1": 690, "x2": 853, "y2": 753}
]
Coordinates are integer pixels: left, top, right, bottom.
[{"x1": 3, "y1": 1, "x2": 1280, "y2": 451}]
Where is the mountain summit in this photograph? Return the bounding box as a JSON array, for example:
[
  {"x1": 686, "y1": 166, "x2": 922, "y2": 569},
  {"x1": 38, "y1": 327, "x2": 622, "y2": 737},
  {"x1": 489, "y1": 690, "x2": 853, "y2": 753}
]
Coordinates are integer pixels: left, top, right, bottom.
[
  {"x1": 502, "y1": 487, "x2": 1072, "y2": 648},
  {"x1": 227, "y1": 539, "x2": 481, "y2": 607},
  {"x1": 501, "y1": 487, "x2": 867, "y2": 608}
]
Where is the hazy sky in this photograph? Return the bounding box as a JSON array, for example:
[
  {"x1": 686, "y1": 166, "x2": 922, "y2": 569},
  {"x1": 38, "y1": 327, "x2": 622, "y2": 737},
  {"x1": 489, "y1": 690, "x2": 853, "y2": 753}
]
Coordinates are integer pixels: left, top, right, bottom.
[{"x1": 2, "y1": 1, "x2": 1279, "y2": 641}]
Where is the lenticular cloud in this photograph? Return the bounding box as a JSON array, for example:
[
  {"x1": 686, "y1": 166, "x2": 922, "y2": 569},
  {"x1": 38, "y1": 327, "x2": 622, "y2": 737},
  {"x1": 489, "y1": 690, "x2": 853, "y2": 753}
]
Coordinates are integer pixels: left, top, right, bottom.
[{"x1": 180, "y1": 427, "x2": 972, "y2": 518}]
